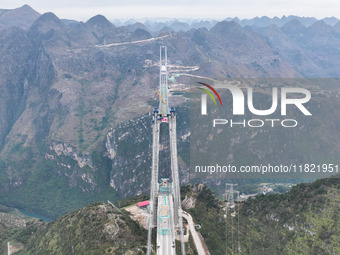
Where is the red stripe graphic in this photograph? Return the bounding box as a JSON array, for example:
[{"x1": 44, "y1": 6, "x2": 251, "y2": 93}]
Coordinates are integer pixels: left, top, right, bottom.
[{"x1": 197, "y1": 82, "x2": 222, "y2": 106}]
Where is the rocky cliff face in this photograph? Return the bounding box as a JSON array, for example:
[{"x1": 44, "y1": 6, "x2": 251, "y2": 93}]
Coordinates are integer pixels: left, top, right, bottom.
[
  {"x1": 49, "y1": 141, "x2": 93, "y2": 169},
  {"x1": 105, "y1": 111, "x2": 190, "y2": 197},
  {"x1": 45, "y1": 141, "x2": 96, "y2": 191}
]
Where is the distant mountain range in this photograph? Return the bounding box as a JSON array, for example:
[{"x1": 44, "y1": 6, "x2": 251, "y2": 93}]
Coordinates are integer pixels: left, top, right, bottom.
[
  {"x1": 117, "y1": 15, "x2": 340, "y2": 32},
  {"x1": 0, "y1": 5, "x2": 339, "y2": 219},
  {"x1": 1, "y1": 5, "x2": 340, "y2": 33}
]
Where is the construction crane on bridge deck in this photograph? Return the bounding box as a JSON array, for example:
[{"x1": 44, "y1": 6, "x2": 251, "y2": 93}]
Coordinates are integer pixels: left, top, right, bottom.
[{"x1": 156, "y1": 90, "x2": 167, "y2": 117}]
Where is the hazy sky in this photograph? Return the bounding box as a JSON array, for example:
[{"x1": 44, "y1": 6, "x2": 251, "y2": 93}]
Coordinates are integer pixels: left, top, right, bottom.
[{"x1": 1, "y1": 0, "x2": 340, "y2": 21}]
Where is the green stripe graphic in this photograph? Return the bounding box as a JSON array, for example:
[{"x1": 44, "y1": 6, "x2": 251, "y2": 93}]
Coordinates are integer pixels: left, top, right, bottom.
[{"x1": 199, "y1": 87, "x2": 217, "y2": 105}]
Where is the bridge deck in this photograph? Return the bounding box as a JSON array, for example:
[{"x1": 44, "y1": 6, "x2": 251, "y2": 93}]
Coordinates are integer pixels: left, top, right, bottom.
[{"x1": 157, "y1": 194, "x2": 176, "y2": 255}]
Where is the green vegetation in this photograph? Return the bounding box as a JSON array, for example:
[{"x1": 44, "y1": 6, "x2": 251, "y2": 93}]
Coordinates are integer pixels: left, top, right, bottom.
[
  {"x1": 0, "y1": 223, "x2": 15, "y2": 254},
  {"x1": 182, "y1": 185, "x2": 227, "y2": 254},
  {"x1": 10, "y1": 202, "x2": 147, "y2": 255},
  {"x1": 1, "y1": 175, "x2": 338, "y2": 255},
  {"x1": 0, "y1": 203, "x2": 35, "y2": 254},
  {"x1": 0, "y1": 148, "x2": 120, "y2": 219},
  {"x1": 238, "y1": 176, "x2": 340, "y2": 254},
  {"x1": 76, "y1": 78, "x2": 91, "y2": 150},
  {"x1": 182, "y1": 175, "x2": 340, "y2": 255}
]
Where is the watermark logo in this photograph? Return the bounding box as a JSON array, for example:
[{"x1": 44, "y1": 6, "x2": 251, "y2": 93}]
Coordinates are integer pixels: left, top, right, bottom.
[
  {"x1": 198, "y1": 80, "x2": 312, "y2": 128},
  {"x1": 198, "y1": 82, "x2": 222, "y2": 115},
  {"x1": 190, "y1": 78, "x2": 339, "y2": 180}
]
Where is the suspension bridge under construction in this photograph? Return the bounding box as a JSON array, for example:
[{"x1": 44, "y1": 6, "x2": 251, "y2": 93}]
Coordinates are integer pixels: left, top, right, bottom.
[
  {"x1": 146, "y1": 46, "x2": 242, "y2": 255},
  {"x1": 146, "y1": 46, "x2": 186, "y2": 255}
]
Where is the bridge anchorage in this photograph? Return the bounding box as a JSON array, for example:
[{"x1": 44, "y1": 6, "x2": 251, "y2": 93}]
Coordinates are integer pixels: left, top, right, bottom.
[{"x1": 147, "y1": 46, "x2": 186, "y2": 255}]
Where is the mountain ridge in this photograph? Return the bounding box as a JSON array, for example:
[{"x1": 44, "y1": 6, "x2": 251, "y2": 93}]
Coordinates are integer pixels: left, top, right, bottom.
[{"x1": 0, "y1": 5, "x2": 40, "y2": 30}]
